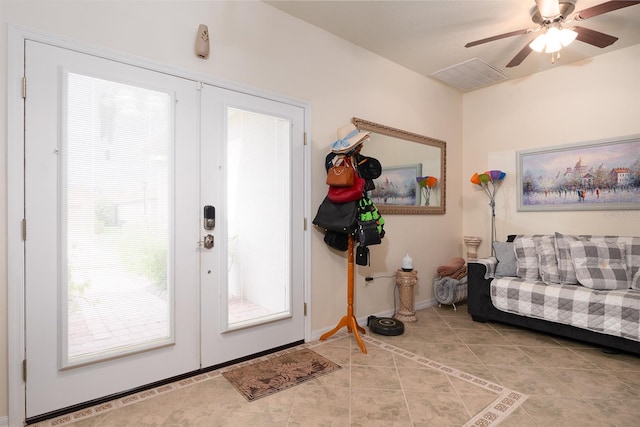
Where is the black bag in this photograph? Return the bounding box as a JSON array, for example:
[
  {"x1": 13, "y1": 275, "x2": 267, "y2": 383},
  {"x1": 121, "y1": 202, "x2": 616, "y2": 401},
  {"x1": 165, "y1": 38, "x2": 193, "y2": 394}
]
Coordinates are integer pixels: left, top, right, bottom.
[
  {"x1": 356, "y1": 156, "x2": 382, "y2": 180},
  {"x1": 323, "y1": 231, "x2": 349, "y2": 251},
  {"x1": 356, "y1": 196, "x2": 385, "y2": 246},
  {"x1": 356, "y1": 245, "x2": 369, "y2": 266},
  {"x1": 357, "y1": 220, "x2": 382, "y2": 246},
  {"x1": 312, "y1": 196, "x2": 358, "y2": 233}
]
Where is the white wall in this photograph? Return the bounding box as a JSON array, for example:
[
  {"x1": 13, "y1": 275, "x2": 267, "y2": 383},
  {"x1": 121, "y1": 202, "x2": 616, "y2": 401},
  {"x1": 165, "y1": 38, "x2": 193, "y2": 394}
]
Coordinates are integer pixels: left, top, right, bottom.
[
  {"x1": 463, "y1": 44, "x2": 640, "y2": 256},
  {"x1": 0, "y1": 1, "x2": 463, "y2": 418}
]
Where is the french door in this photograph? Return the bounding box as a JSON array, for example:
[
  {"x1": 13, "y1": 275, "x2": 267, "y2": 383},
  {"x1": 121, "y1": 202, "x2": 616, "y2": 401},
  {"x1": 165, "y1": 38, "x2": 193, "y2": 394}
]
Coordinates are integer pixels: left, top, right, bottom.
[
  {"x1": 200, "y1": 86, "x2": 306, "y2": 367},
  {"x1": 23, "y1": 40, "x2": 305, "y2": 419}
]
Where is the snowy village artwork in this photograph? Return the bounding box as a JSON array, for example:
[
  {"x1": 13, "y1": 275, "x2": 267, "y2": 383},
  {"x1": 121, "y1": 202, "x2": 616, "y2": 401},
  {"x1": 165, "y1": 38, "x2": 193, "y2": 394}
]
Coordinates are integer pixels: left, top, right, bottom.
[{"x1": 517, "y1": 137, "x2": 640, "y2": 211}]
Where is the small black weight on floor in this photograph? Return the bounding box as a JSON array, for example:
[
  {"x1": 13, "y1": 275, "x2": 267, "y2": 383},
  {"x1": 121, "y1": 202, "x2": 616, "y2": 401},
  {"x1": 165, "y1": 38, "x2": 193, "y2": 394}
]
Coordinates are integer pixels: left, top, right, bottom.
[{"x1": 367, "y1": 316, "x2": 404, "y2": 336}]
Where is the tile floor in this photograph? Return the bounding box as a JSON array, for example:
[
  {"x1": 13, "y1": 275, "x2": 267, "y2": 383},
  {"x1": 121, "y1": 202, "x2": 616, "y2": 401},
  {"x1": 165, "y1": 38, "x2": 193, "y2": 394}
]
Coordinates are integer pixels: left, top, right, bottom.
[{"x1": 33, "y1": 304, "x2": 640, "y2": 426}]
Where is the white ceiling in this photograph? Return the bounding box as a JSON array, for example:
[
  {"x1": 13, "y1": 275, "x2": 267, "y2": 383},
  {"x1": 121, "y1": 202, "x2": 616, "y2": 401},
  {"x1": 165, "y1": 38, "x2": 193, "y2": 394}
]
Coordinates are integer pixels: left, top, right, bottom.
[{"x1": 265, "y1": 0, "x2": 640, "y2": 91}]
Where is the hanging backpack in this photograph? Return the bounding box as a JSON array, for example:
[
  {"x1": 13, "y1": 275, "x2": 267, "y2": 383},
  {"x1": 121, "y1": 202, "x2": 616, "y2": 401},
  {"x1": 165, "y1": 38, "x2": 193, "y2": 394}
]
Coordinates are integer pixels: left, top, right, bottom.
[{"x1": 356, "y1": 196, "x2": 385, "y2": 246}]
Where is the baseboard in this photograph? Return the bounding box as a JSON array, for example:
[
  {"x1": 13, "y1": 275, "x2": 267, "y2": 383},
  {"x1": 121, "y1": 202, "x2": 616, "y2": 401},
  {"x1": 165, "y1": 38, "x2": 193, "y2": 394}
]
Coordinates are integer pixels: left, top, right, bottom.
[
  {"x1": 415, "y1": 298, "x2": 438, "y2": 311},
  {"x1": 0, "y1": 415, "x2": 8, "y2": 426}
]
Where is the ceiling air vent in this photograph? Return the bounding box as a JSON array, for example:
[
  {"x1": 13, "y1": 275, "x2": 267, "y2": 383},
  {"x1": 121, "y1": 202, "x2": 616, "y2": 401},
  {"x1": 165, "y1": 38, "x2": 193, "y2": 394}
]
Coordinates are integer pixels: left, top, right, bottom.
[{"x1": 431, "y1": 58, "x2": 508, "y2": 92}]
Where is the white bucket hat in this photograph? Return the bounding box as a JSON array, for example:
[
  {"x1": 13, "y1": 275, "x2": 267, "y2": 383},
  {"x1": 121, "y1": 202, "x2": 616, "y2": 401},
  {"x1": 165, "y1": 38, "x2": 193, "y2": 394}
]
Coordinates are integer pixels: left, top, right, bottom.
[{"x1": 331, "y1": 123, "x2": 370, "y2": 154}]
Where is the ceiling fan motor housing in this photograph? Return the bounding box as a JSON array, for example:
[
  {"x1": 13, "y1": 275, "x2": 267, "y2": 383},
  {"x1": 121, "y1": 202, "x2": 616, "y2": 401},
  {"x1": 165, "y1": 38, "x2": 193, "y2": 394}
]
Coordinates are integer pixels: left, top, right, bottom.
[{"x1": 531, "y1": 0, "x2": 577, "y2": 24}]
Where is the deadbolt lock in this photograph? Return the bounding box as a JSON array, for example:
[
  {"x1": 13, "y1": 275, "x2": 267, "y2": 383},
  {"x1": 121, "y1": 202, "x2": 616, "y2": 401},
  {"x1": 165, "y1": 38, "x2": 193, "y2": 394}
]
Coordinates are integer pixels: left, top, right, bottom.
[{"x1": 204, "y1": 205, "x2": 215, "y2": 230}]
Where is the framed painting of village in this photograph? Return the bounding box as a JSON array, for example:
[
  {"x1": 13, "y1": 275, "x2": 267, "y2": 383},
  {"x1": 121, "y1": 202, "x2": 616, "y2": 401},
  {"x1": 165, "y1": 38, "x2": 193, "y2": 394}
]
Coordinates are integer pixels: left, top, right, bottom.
[
  {"x1": 370, "y1": 164, "x2": 422, "y2": 207},
  {"x1": 517, "y1": 135, "x2": 640, "y2": 211}
]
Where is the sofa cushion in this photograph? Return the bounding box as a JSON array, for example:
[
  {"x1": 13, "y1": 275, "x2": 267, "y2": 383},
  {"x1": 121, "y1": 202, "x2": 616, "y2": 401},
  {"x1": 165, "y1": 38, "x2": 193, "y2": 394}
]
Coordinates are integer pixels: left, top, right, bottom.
[
  {"x1": 514, "y1": 236, "x2": 541, "y2": 280},
  {"x1": 493, "y1": 241, "x2": 517, "y2": 277},
  {"x1": 569, "y1": 240, "x2": 630, "y2": 290},
  {"x1": 555, "y1": 232, "x2": 591, "y2": 285},
  {"x1": 490, "y1": 277, "x2": 640, "y2": 342},
  {"x1": 536, "y1": 235, "x2": 560, "y2": 285}
]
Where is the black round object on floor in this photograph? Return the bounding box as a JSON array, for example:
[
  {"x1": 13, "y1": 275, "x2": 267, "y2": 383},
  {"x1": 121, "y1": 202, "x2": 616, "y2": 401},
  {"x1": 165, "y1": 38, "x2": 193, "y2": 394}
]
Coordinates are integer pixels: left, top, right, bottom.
[{"x1": 367, "y1": 316, "x2": 404, "y2": 336}]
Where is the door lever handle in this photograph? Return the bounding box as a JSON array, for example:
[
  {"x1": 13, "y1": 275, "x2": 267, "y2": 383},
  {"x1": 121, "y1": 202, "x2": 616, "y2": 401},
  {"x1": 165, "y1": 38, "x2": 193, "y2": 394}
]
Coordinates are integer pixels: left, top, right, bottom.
[{"x1": 198, "y1": 234, "x2": 214, "y2": 249}]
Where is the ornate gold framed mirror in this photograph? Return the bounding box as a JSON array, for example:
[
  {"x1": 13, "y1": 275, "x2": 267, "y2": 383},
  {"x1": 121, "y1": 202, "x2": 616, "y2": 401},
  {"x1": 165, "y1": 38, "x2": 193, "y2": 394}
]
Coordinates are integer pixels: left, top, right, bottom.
[{"x1": 353, "y1": 117, "x2": 446, "y2": 215}]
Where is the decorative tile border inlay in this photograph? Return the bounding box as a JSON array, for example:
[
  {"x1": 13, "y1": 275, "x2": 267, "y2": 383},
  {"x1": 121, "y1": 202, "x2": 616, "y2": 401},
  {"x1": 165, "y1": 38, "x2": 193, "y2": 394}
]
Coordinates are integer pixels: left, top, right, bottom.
[
  {"x1": 33, "y1": 331, "x2": 528, "y2": 427},
  {"x1": 359, "y1": 334, "x2": 528, "y2": 427}
]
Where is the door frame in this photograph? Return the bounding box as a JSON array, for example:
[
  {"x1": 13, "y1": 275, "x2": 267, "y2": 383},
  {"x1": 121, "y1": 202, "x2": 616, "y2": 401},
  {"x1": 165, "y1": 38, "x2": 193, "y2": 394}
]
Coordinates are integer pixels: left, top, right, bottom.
[{"x1": 7, "y1": 25, "x2": 312, "y2": 426}]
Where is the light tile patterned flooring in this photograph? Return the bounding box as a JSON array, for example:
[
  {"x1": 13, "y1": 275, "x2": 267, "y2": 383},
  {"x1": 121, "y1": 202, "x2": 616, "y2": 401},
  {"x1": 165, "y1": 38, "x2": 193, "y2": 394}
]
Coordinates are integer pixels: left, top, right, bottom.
[{"x1": 33, "y1": 304, "x2": 640, "y2": 426}]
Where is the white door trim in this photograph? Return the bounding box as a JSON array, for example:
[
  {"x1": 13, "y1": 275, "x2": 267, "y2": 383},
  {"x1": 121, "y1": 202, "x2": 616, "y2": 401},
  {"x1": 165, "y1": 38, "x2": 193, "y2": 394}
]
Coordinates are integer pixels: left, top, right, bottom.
[{"x1": 7, "y1": 25, "x2": 311, "y2": 426}]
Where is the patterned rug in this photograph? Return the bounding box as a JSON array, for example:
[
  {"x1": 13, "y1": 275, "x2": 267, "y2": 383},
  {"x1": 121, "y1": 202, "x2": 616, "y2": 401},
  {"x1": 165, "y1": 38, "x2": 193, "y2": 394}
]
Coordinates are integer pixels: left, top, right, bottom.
[{"x1": 222, "y1": 348, "x2": 341, "y2": 401}]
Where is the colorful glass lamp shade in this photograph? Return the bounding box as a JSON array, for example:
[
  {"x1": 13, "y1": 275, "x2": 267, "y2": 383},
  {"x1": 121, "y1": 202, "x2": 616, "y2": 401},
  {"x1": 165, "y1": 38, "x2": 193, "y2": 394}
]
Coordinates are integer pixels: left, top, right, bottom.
[
  {"x1": 470, "y1": 170, "x2": 506, "y2": 255},
  {"x1": 416, "y1": 176, "x2": 438, "y2": 206}
]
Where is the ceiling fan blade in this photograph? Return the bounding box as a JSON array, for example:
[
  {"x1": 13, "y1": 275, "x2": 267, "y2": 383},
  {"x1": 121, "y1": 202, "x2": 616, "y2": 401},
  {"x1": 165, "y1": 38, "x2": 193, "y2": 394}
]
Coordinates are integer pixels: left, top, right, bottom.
[
  {"x1": 465, "y1": 28, "x2": 533, "y2": 48},
  {"x1": 573, "y1": 26, "x2": 619, "y2": 47},
  {"x1": 536, "y1": 0, "x2": 561, "y2": 18},
  {"x1": 506, "y1": 44, "x2": 534, "y2": 68},
  {"x1": 574, "y1": 0, "x2": 640, "y2": 21}
]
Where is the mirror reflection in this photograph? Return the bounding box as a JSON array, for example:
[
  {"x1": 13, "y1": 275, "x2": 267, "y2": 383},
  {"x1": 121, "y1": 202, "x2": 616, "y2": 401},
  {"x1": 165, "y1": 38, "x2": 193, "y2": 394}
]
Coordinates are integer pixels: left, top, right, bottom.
[{"x1": 353, "y1": 117, "x2": 446, "y2": 214}]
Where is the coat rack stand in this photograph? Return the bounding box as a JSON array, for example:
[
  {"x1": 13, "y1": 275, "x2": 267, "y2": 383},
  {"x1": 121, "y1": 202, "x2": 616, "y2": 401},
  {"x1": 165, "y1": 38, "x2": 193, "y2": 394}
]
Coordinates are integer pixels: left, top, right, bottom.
[{"x1": 320, "y1": 234, "x2": 367, "y2": 353}]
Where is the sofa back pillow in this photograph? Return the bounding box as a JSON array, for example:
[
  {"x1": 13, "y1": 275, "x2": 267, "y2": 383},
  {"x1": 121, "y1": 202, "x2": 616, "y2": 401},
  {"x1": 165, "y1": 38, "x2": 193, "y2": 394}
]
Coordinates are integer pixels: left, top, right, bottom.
[
  {"x1": 569, "y1": 240, "x2": 630, "y2": 290},
  {"x1": 633, "y1": 270, "x2": 640, "y2": 291},
  {"x1": 514, "y1": 235, "x2": 544, "y2": 280},
  {"x1": 555, "y1": 232, "x2": 591, "y2": 285},
  {"x1": 536, "y1": 235, "x2": 560, "y2": 285},
  {"x1": 590, "y1": 236, "x2": 640, "y2": 283},
  {"x1": 628, "y1": 237, "x2": 640, "y2": 280},
  {"x1": 493, "y1": 241, "x2": 517, "y2": 277}
]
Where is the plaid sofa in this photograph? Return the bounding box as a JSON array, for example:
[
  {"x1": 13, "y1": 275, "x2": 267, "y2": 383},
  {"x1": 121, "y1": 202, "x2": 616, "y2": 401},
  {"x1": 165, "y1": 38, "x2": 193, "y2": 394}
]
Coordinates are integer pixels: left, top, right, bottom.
[{"x1": 468, "y1": 234, "x2": 640, "y2": 355}]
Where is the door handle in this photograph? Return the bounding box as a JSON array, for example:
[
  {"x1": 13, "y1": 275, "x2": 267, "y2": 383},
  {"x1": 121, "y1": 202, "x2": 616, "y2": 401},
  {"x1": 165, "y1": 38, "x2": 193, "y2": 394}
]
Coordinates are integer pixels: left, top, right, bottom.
[{"x1": 199, "y1": 234, "x2": 214, "y2": 249}]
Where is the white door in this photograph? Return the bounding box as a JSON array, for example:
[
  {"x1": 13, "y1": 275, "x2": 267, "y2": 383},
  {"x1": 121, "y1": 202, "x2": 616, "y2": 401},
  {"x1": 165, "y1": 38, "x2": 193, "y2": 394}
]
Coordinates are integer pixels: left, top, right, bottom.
[
  {"x1": 23, "y1": 41, "x2": 306, "y2": 419},
  {"x1": 200, "y1": 86, "x2": 306, "y2": 367}
]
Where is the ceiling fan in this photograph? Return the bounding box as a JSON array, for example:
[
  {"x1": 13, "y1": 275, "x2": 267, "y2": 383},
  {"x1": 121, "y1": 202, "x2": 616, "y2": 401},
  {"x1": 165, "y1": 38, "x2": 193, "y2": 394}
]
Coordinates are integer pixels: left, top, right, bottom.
[{"x1": 465, "y1": 0, "x2": 640, "y2": 67}]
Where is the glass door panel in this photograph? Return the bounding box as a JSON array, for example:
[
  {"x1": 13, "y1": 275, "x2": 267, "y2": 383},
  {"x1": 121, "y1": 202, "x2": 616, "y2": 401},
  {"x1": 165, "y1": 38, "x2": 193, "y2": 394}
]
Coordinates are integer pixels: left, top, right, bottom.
[
  {"x1": 63, "y1": 73, "x2": 173, "y2": 367},
  {"x1": 226, "y1": 108, "x2": 291, "y2": 330}
]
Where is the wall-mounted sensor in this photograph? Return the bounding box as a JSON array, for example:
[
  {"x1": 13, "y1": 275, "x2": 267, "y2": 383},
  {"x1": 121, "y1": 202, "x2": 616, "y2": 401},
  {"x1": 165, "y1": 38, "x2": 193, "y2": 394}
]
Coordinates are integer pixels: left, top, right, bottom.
[{"x1": 196, "y1": 24, "x2": 210, "y2": 59}]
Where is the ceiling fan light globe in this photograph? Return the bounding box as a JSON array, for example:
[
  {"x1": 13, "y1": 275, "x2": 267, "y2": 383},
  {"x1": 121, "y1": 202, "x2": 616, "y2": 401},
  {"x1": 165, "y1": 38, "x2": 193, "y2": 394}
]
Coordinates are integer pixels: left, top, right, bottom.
[
  {"x1": 560, "y1": 28, "x2": 578, "y2": 46},
  {"x1": 529, "y1": 34, "x2": 547, "y2": 52},
  {"x1": 545, "y1": 39, "x2": 562, "y2": 53},
  {"x1": 544, "y1": 27, "x2": 563, "y2": 52}
]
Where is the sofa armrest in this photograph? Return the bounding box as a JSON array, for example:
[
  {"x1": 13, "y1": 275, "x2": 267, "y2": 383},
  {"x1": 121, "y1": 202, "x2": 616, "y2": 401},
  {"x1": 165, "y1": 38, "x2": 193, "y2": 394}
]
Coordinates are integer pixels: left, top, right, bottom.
[
  {"x1": 467, "y1": 261, "x2": 494, "y2": 321},
  {"x1": 470, "y1": 257, "x2": 497, "y2": 279}
]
